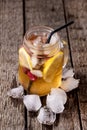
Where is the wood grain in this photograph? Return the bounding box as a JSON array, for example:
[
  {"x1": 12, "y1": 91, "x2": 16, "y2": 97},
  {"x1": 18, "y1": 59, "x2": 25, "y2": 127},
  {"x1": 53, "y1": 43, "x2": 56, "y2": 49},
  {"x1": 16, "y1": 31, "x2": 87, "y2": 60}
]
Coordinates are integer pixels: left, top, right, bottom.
[
  {"x1": 64, "y1": 0, "x2": 87, "y2": 83},
  {"x1": 1, "y1": 0, "x2": 86, "y2": 129},
  {"x1": 0, "y1": 0, "x2": 24, "y2": 129},
  {"x1": 25, "y1": 0, "x2": 80, "y2": 130},
  {"x1": 64, "y1": 0, "x2": 87, "y2": 129}
]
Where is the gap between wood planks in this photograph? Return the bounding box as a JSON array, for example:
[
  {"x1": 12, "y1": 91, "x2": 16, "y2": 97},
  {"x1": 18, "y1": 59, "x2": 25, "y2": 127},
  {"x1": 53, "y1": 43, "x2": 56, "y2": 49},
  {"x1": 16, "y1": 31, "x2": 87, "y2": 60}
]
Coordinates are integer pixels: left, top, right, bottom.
[{"x1": 22, "y1": 0, "x2": 28, "y2": 129}]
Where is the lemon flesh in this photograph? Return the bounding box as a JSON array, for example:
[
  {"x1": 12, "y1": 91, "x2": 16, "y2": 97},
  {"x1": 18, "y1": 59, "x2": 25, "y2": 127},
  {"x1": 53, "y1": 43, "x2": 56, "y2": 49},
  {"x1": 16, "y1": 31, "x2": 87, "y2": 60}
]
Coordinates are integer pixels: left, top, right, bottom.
[
  {"x1": 18, "y1": 65, "x2": 62, "y2": 96},
  {"x1": 30, "y1": 73, "x2": 62, "y2": 96},
  {"x1": 43, "y1": 51, "x2": 64, "y2": 82},
  {"x1": 18, "y1": 51, "x2": 64, "y2": 96},
  {"x1": 19, "y1": 47, "x2": 32, "y2": 70}
]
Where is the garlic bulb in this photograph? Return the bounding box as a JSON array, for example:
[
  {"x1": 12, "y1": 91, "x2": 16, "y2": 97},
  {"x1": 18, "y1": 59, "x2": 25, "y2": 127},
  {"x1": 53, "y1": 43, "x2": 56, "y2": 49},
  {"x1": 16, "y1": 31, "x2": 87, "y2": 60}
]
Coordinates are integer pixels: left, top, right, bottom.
[
  {"x1": 23, "y1": 95, "x2": 41, "y2": 111},
  {"x1": 61, "y1": 77, "x2": 79, "y2": 92},
  {"x1": 62, "y1": 68, "x2": 74, "y2": 79},
  {"x1": 7, "y1": 85, "x2": 24, "y2": 98},
  {"x1": 30, "y1": 70, "x2": 43, "y2": 77},
  {"x1": 37, "y1": 106, "x2": 56, "y2": 125},
  {"x1": 46, "y1": 88, "x2": 67, "y2": 113}
]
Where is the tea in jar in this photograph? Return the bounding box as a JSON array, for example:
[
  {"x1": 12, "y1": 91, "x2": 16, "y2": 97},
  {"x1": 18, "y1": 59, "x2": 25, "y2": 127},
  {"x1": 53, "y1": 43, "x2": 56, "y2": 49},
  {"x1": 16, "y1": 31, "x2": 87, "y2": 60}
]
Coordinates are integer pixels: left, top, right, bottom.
[{"x1": 18, "y1": 26, "x2": 68, "y2": 96}]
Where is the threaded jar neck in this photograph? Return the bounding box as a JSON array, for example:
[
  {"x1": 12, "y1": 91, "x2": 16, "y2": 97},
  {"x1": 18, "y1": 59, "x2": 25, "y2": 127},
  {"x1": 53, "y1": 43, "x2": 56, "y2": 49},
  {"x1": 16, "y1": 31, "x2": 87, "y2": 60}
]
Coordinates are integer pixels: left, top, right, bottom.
[{"x1": 23, "y1": 26, "x2": 61, "y2": 58}]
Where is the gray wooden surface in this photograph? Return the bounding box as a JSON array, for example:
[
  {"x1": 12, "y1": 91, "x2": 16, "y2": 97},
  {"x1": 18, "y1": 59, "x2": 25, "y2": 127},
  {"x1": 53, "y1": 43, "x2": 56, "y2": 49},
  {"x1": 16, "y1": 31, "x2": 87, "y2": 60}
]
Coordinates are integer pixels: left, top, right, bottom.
[
  {"x1": 0, "y1": 0, "x2": 25, "y2": 130},
  {"x1": 64, "y1": 0, "x2": 87, "y2": 129},
  {"x1": 0, "y1": 0, "x2": 87, "y2": 130}
]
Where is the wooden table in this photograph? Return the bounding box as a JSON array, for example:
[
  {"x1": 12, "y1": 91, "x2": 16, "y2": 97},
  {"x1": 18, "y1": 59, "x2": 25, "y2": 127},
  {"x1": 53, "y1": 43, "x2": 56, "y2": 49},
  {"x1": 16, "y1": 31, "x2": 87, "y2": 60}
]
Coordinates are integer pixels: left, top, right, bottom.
[{"x1": 0, "y1": 0, "x2": 87, "y2": 130}]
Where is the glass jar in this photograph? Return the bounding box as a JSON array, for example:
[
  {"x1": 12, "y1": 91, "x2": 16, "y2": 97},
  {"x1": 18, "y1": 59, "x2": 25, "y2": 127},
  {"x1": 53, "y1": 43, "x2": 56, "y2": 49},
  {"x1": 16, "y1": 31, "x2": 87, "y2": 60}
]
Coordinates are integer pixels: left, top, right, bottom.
[{"x1": 18, "y1": 26, "x2": 68, "y2": 96}]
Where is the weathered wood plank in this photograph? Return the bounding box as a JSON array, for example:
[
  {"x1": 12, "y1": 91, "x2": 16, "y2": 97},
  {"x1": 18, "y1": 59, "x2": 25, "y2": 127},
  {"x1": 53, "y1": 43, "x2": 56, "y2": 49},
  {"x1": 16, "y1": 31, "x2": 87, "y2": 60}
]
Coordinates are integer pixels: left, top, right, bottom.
[
  {"x1": 64, "y1": 0, "x2": 87, "y2": 129},
  {"x1": 0, "y1": 0, "x2": 25, "y2": 129},
  {"x1": 79, "y1": 84, "x2": 87, "y2": 130},
  {"x1": 25, "y1": 0, "x2": 81, "y2": 130},
  {"x1": 24, "y1": 0, "x2": 42, "y2": 129},
  {"x1": 53, "y1": 91, "x2": 81, "y2": 130},
  {"x1": 64, "y1": 0, "x2": 87, "y2": 84}
]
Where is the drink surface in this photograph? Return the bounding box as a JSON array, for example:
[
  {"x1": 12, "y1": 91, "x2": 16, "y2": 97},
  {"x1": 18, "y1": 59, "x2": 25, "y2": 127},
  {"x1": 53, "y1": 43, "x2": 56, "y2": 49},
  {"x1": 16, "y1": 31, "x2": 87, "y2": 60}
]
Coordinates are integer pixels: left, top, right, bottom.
[{"x1": 18, "y1": 30, "x2": 65, "y2": 96}]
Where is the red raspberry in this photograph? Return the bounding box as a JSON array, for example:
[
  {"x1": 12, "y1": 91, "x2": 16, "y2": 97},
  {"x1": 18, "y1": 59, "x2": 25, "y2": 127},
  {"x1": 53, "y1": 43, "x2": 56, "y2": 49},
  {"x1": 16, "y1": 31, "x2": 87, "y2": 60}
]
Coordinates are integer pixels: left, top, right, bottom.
[
  {"x1": 23, "y1": 67, "x2": 29, "y2": 74},
  {"x1": 27, "y1": 71, "x2": 37, "y2": 81}
]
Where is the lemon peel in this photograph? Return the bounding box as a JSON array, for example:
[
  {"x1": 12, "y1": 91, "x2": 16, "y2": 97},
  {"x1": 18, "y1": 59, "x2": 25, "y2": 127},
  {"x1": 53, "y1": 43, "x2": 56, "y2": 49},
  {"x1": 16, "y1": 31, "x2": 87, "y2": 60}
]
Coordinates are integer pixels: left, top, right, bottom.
[
  {"x1": 43, "y1": 51, "x2": 64, "y2": 82},
  {"x1": 19, "y1": 47, "x2": 32, "y2": 70}
]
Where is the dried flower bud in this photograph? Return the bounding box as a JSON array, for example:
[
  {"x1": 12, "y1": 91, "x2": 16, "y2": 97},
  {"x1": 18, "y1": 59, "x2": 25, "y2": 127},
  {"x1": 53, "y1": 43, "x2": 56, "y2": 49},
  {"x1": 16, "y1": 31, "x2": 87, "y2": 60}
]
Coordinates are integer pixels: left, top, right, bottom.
[
  {"x1": 7, "y1": 85, "x2": 24, "y2": 98},
  {"x1": 37, "y1": 106, "x2": 56, "y2": 125},
  {"x1": 23, "y1": 95, "x2": 41, "y2": 111}
]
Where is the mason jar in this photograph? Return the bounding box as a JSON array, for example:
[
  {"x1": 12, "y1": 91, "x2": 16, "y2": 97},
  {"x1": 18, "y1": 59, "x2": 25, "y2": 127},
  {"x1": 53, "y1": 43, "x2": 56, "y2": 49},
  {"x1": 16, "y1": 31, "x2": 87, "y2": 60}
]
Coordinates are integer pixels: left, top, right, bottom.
[{"x1": 18, "y1": 26, "x2": 68, "y2": 96}]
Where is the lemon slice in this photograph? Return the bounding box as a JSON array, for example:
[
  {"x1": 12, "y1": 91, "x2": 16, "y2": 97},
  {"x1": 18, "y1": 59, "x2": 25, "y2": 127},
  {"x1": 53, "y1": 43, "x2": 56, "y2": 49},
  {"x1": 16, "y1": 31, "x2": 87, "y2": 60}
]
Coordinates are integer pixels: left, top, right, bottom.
[
  {"x1": 19, "y1": 47, "x2": 32, "y2": 70},
  {"x1": 30, "y1": 74, "x2": 62, "y2": 96},
  {"x1": 18, "y1": 65, "x2": 62, "y2": 96},
  {"x1": 18, "y1": 50, "x2": 64, "y2": 96},
  {"x1": 43, "y1": 51, "x2": 64, "y2": 82},
  {"x1": 18, "y1": 65, "x2": 30, "y2": 90}
]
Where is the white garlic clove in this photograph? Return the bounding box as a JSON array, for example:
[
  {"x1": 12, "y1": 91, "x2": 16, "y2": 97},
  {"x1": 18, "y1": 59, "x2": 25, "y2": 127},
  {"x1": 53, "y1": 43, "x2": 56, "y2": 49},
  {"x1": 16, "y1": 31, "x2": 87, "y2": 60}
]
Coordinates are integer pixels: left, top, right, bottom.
[
  {"x1": 61, "y1": 77, "x2": 79, "y2": 92},
  {"x1": 62, "y1": 68, "x2": 74, "y2": 79},
  {"x1": 31, "y1": 55, "x2": 39, "y2": 68},
  {"x1": 46, "y1": 92, "x2": 65, "y2": 114},
  {"x1": 23, "y1": 95, "x2": 42, "y2": 111},
  {"x1": 30, "y1": 70, "x2": 43, "y2": 77},
  {"x1": 50, "y1": 88, "x2": 67, "y2": 104},
  {"x1": 7, "y1": 85, "x2": 24, "y2": 98},
  {"x1": 37, "y1": 106, "x2": 56, "y2": 125}
]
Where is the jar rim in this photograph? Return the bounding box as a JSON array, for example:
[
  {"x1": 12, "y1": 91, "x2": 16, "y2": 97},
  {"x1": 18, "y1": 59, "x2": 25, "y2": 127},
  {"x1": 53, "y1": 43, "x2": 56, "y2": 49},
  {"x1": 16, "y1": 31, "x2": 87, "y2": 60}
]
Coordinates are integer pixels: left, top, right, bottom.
[
  {"x1": 24, "y1": 25, "x2": 61, "y2": 49},
  {"x1": 23, "y1": 26, "x2": 62, "y2": 58}
]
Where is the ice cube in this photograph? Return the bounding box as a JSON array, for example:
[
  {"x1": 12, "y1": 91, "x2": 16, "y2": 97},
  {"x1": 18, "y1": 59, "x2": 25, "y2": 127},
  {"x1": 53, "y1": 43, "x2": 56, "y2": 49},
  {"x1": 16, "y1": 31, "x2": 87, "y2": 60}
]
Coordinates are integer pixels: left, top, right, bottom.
[
  {"x1": 50, "y1": 35, "x2": 57, "y2": 44},
  {"x1": 7, "y1": 85, "x2": 24, "y2": 98},
  {"x1": 61, "y1": 77, "x2": 79, "y2": 92},
  {"x1": 31, "y1": 55, "x2": 39, "y2": 68},
  {"x1": 23, "y1": 95, "x2": 42, "y2": 111},
  {"x1": 41, "y1": 34, "x2": 47, "y2": 43},
  {"x1": 30, "y1": 70, "x2": 43, "y2": 77},
  {"x1": 33, "y1": 36, "x2": 42, "y2": 46},
  {"x1": 37, "y1": 106, "x2": 56, "y2": 125}
]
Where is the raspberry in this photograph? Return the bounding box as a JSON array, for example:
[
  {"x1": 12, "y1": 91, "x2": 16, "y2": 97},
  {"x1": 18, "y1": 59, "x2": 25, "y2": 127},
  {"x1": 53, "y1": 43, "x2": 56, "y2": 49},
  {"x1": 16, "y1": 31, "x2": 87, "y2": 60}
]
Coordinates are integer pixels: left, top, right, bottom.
[
  {"x1": 27, "y1": 71, "x2": 37, "y2": 81},
  {"x1": 23, "y1": 67, "x2": 29, "y2": 74}
]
